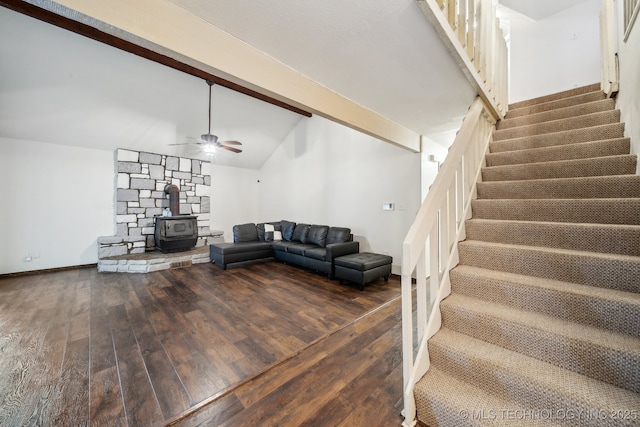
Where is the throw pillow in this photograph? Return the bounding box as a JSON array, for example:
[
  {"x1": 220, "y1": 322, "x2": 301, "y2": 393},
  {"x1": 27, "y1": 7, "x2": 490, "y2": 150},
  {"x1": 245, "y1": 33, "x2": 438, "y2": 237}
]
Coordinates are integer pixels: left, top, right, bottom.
[
  {"x1": 280, "y1": 220, "x2": 296, "y2": 241},
  {"x1": 273, "y1": 230, "x2": 282, "y2": 241}
]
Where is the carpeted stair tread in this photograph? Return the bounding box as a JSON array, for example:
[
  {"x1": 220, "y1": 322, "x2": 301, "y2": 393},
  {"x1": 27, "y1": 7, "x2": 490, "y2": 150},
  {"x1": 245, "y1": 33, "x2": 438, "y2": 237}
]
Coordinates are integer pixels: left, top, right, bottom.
[
  {"x1": 415, "y1": 85, "x2": 640, "y2": 427},
  {"x1": 422, "y1": 328, "x2": 640, "y2": 426},
  {"x1": 489, "y1": 123, "x2": 625, "y2": 153},
  {"x1": 414, "y1": 366, "x2": 562, "y2": 427},
  {"x1": 497, "y1": 99, "x2": 615, "y2": 130},
  {"x1": 508, "y1": 83, "x2": 601, "y2": 110},
  {"x1": 465, "y1": 219, "x2": 640, "y2": 256},
  {"x1": 505, "y1": 90, "x2": 607, "y2": 119},
  {"x1": 492, "y1": 110, "x2": 621, "y2": 141},
  {"x1": 477, "y1": 175, "x2": 640, "y2": 199},
  {"x1": 450, "y1": 265, "x2": 640, "y2": 338},
  {"x1": 471, "y1": 198, "x2": 640, "y2": 225},
  {"x1": 440, "y1": 294, "x2": 640, "y2": 392},
  {"x1": 458, "y1": 240, "x2": 640, "y2": 292},
  {"x1": 481, "y1": 154, "x2": 637, "y2": 181},
  {"x1": 485, "y1": 138, "x2": 631, "y2": 167}
]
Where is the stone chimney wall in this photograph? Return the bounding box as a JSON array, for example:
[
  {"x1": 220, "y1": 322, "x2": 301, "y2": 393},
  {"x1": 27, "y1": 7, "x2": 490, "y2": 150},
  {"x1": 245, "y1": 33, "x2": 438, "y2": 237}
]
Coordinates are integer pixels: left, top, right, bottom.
[{"x1": 98, "y1": 149, "x2": 212, "y2": 258}]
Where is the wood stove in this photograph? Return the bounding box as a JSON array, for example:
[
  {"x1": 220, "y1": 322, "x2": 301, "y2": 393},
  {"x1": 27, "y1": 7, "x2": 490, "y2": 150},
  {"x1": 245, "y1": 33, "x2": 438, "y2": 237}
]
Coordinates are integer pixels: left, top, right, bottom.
[{"x1": 154, "y1": 216, "x2": 198, "y2": 253}]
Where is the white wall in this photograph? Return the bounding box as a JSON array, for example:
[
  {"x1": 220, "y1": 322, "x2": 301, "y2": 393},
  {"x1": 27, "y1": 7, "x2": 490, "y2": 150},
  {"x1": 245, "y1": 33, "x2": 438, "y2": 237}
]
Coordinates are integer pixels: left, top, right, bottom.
[
  {"x1": 509, "y1": 0, "x2": 601, "y2": 103},
  {"x1": 615, "y1": 0, "x2": 640, "y2": 171},
  {"x1": 0, "y1": 138, "x2": 113, "y2": 274},
  {"x1": 210, "y1": 164, "x2": 260, "y2": 241},
  {"x1": 256, "y1": 116, "x2": 421, "y2": 274}
]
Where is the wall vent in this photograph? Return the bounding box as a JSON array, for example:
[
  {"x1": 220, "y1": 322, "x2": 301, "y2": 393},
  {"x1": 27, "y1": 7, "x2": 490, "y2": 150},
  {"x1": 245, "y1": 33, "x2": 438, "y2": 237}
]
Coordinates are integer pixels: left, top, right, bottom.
[{"x1": 170, "y1": 260, "x2": 192, "y2": 269}]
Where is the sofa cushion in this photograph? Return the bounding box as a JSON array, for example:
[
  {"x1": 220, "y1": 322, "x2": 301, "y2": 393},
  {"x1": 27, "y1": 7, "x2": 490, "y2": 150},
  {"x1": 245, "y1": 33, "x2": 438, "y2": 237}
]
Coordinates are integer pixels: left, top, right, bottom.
[
  {"x1": 272, "y1": 240, "x2": 298, "y2": 252},
  {"x1": 280, "y1": 220, "x2": 296, "y2": 241},
  {"x1": 286, "y1": 243, "x2": 317, "y2": 255},
  {"x1": 303, "y1": 247, "x2": 327, "y2": 261},
  {"x1": 326, "y1": 227, "x2": 351, "y2": 244},
  {"x1": 307, "y1": 225, "x2": 329, "y2": 247},
  {"x1": 210, "y1": 241, "x2": 271, "y2": 255},
  {"x1": 233, "y1": 223, "x2": 258, "y2": 243},
  {"x1": 292, "y1": 224, "x2": 310, "y2": 243}
]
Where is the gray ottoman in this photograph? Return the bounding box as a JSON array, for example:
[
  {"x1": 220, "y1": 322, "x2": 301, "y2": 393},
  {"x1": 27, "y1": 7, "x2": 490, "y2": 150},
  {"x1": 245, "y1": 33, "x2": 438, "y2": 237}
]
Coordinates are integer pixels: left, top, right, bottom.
[{"x1": 334, "y1": 252, "x2": 393, "y2": 291}]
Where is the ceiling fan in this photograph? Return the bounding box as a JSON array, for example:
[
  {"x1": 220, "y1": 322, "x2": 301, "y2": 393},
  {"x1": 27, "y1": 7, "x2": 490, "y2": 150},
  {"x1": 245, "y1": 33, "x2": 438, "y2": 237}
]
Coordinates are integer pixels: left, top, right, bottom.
[{"x1": 170, "y1": 80, "x2": 243, "y2": 154}]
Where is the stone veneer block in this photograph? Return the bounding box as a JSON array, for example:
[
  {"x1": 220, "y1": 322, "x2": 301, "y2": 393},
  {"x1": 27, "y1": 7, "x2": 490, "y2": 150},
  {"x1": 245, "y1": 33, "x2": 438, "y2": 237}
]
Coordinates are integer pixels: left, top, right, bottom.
[
  {"x1": 140, "y1": 190, "x2": 151, "y2": 198},
  {"x1": 98, "y1": 236, "x2": 123, "y2": 244},
  {"x1": 192, "y1": 159, "x2": 201, "y2": 174},
  {"x1": 166, "y1": 156, "x2": 179, "y2": 170},
  {"x1": 116, "y1": 202, "x2": 127, "y2": 214},
  {"x1": 131, "y1": 178, "x2": 155, "y2": 190},
  {"x1": 118, "y1": 149, "x2": 139, "y2": 162},
  {"x1": 201, "y1": 162, "x2": 211, "y2": 175},
  {"x1": 117, "y1": 189, "x2": 138, "y2": 202},
  {"x1": 173, "y1": 171, "x2": 192, "y2": 180},
  {"x1": 204, "y1": 176, "x2": 211, "y2": 185},
  {"x1": 195, "y1": 184, "x2": 210, "y2": 196},
  {"x1": 117, "y1": 214, "x2": 137, "y2": 223},
  {"x1": 149, "y1": 165, "x2": 164, "y2": 180},
  {"x1": 140, "y1": 198, "x2": 156, "y2": 208},
  {"x1": 179, "y1": 158, "x2": 191, "y2": 172},
  {"x1": 140, "y1": 152, "x2": 162, "y2": 165},
  {"x1": 118, "y1": 162, "x2": 141, "y2": 173}
]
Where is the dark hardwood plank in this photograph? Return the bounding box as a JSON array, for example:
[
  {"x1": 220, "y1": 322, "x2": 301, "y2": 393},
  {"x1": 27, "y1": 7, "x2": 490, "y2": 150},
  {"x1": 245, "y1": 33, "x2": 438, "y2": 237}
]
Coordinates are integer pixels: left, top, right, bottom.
[
  {"x1": 0, "y1": 261, "x2": 403, "y2": 426},
  {"x1": 175, "y1": 296, "x2": 404, "y2": 427}
]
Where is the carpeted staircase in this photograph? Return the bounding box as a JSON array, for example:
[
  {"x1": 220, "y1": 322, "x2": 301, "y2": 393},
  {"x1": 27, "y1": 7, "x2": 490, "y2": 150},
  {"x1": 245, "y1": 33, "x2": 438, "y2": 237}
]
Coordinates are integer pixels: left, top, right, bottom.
[{"x1": 414, "y1": 84, "x2": 640, "y2": 426}]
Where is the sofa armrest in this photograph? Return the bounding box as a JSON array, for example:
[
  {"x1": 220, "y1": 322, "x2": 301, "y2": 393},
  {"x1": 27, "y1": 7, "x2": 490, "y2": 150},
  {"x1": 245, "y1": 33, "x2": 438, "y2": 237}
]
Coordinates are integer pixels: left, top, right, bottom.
[{"x1": 325, "y1": 241, "x2": 359, "y2": 261}]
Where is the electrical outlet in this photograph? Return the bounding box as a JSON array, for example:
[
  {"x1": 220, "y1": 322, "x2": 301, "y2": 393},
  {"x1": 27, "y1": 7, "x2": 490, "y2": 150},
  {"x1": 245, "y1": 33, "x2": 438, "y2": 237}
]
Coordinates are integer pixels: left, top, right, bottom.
[{"x1": 24, "y1": 252, "x2": 32, "y2": 262}]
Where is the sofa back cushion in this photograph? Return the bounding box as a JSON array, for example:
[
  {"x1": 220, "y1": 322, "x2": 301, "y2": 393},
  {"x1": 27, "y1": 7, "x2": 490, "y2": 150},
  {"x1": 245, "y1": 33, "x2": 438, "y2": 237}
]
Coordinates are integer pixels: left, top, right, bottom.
[
  {"x1": 280, "y1": 220, "x2": 296, "y2": 241},
  {"x1": 292, "y1": 223, "x2": 310, "y2": 243},
  {"x1": 233, "y1": 223, "x2": 258, "y2": 243},
  {"x1": 326, "y1": 227, "x2": 351, "y2": 244},
  {"x1": 307, "y1": 225, "x2": 329, "y2": 247}
]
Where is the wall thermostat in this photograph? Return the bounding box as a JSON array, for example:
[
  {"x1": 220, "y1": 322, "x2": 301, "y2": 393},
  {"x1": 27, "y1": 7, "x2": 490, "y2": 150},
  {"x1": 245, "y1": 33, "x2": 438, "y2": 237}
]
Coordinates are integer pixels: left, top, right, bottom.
[{"x1": 382, "y1": 203, "x2": 394, "y2": 211}]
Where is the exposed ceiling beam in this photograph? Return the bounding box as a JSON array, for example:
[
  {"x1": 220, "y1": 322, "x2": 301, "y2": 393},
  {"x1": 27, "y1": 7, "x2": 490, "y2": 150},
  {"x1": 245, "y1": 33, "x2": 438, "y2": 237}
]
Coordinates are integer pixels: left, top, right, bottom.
[
  {"x1": 0, "y1": 0, "x2": 312, "y2": 118},
  {"x1": 4, "y1": 0, "x2": 422, "y2": 152}
]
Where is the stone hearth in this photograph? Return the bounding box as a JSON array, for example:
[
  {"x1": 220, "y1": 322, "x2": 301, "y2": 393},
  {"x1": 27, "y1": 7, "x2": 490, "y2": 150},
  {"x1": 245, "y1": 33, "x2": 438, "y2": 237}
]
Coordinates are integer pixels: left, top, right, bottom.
[{"x1": 98, "y1": 246, "x2": 210, "y2": 273}]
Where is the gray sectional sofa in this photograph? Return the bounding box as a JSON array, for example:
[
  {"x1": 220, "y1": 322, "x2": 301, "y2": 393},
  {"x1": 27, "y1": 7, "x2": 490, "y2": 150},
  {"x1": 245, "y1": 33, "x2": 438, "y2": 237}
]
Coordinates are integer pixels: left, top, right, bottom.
[{"x1": 209, "y1": 220, "x2": 359, "y2": 278}]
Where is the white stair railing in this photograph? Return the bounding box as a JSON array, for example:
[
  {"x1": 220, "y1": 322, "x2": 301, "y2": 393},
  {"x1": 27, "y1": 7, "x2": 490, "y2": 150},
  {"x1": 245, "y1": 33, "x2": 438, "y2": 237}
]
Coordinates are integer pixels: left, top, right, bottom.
[
  {"x1": 401, "y1": 97, "x2": 495, "y2": 426},
  {"x1": 417, "y1": 0, "x2": 509, "y2": 120}
]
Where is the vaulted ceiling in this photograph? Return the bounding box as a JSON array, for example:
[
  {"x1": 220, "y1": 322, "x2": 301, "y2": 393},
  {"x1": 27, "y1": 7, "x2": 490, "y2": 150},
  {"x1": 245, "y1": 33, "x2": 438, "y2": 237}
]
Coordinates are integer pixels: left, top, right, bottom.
[{"x1": 0, "y1": 1, "x2": 589, "y2": 169}]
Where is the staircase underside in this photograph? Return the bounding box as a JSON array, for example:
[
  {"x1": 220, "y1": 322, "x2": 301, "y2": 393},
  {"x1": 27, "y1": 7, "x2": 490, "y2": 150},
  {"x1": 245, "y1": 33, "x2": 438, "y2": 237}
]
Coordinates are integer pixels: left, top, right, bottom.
[{"x1": 414, "y1": 83, "x2": 640, "y2": 426}]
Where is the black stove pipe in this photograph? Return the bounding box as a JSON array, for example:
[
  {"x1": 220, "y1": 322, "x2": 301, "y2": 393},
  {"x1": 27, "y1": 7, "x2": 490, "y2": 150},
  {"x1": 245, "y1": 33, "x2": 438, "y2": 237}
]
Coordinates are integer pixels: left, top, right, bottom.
[{"x1": 164, "y1": 184, "x2": 180, "y2": 216}]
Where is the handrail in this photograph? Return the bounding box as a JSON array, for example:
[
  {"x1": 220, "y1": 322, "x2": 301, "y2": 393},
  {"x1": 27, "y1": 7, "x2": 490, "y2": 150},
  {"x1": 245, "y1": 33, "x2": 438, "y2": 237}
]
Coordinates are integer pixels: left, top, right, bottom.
[
  {"x1": 417, "y1": 0, "x2": 509, "y2": 120},
  {"x1": 401, "y1": 97, "x2": 495, "y2": 426},
  {"x1": 600, "y1": 0, "x2": 619, "y2": 97}
]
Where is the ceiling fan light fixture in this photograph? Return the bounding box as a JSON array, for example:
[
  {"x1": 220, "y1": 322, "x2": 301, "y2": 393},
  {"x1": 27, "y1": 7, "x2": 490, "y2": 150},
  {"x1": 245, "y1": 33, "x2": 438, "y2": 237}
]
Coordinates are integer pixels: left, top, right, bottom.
[{"x1": 203, "y1": 143, "x2": 216, "y2": 155}]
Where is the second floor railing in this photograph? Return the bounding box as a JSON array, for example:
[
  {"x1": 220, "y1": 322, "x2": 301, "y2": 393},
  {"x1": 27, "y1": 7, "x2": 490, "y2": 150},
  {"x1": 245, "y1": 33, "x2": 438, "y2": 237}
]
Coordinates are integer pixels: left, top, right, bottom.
[{"x1": 418, "y1": 0, "x2": 508, "y2": 119}]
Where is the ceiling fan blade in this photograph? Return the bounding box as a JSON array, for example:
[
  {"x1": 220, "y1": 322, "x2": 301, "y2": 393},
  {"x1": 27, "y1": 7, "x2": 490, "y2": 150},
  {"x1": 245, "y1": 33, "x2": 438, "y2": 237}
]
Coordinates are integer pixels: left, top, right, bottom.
[
  {"x1": 168, "y1": 142, "x2": 196, "y2": 146},
  {"x1": 221, "y1": 140, "x2": 242, "y2": 146},
  {"x1": 220, "y1": 145, "x2": 242, "y2": 153}
]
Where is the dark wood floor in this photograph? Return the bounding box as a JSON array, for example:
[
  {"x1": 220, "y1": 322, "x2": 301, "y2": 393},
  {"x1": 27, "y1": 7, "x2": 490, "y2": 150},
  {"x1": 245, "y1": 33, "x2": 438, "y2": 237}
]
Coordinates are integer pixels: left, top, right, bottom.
[{"x1": 0, "y1": 261, "x2": 405, "y2": 426}]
